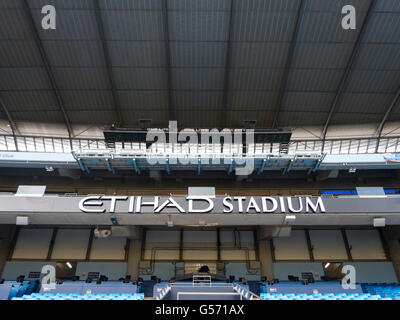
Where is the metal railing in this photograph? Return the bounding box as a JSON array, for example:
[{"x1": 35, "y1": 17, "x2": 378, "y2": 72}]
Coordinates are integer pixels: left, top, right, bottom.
[{"x1": 0, "y1": 134, "x2": 399, "y2": 155}]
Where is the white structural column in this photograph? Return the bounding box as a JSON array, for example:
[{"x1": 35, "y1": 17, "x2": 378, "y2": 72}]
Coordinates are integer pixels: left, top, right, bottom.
[
  {"x1": 258, "y1": 227, "x2": 275, "y2": 280},
  {"x1": 125, "y1": 227, "x2": 143, "y2": 280}
]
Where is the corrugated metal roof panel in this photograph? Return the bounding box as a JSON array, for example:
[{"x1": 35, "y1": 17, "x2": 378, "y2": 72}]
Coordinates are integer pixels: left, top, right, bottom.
[
  {"x1": 232, "y1": 11, "x2": 297, "y2": 42},
  {"x1": 336, "y1": 93, "x2": 394, "y2": 114},
  {"x1": 232, "y1": 43, "x2": 290, "y2": 68},
  {"x1": 231, "y1": 91, "x2": 277, "y2": 110},
  {"x1": 108, "y1": 41, "x2": 166, "y2": 67},
  {"x1": 1, "y1": 90, "x2": 57, "y2": 113},
  {"x1": 169, "y1": 0, "x2": 231, "y2": 11},
  {"x1": 169, "y1": 11, "x2": 229, "y2": 41},
  {"x1": 170, "y1": 42, "x2": 227, "y2": 67},
  {"x1": 174, "y1": 91, "x2": 222, "y2": 109},
  {"x1": 172, "y1": 68, "x2": 224, "y2": 90},
  {"x1": 282, "y1": 92, "x2": 335, "y2": 112},
  {"x1": 279, "y1": 111, "x2": 329, "y2": 127},
  {"x1": 355, "y1": 44, "x2": 400, "y2": 70},
  {"x1": 362, "y1": 12, "x2": 400, "y2": 43},
  {"x1": 0, "y1": 68, "x2": 51, "y2": 90},
  {"x1": 292, "y1": 43, "x2": 354, "y2": 69},
  {"x1": 346, "y1": 70, "x2": 400, "y2": 93},
  {"x1": 286, "y1": 69, "x2": 343, "y2": 92},
  {"x1": 113, "y1": 67, "x2": 167, "y2": 90},
  {"x1": 102, "y1": 10, "x2": 163, "y2": 41},
  {"x1": 32, "y1": 9, "x2": 99, "y2": 40},
  {"x1": 52, "y1": 68, "x2": 110, "y2": 90},
  {"x1": 118, "y1": 90, "x2": 169, "y2": 109},
  {"x1": 43, "y1": 40, "x2": 105, "y2": 67},
  {"x1": 230, "y1": 69, "x2": 283, "y2": 91},
  {"x1": 0, "y1": 40, "x2": 42, "y2": 67}
]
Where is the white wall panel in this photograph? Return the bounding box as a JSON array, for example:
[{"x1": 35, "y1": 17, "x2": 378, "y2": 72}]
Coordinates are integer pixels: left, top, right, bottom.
[
  {"x1": 51, "y1": 229, "x2": 90, "y2": 260},
  {"x1": 346, "y1": 230, "x2": 386, "y2": 260},
  {"x1": 309, "y1": 230, "x2": 348, "y2": 260},
  {"x1": 143, "y1": 230, "x2": 180, "y2": 260},
  {"x1": 89, "y1": 237, "x2": 126, "y2": 260},
  {"x1": 12, "y1": 228, "x2": 53, "y2": 260},
  {"x1": 273, "y1": 230, "x2": 310, "y2": 260}
]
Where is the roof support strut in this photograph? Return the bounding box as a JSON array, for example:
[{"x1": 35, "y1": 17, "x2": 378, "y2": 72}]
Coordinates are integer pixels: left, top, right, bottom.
[
  {"x1": 162, "y1": 0, "x2": 174, "y2": 122},
  {"x1": 22, "y1": 0, "x2": 73, "y2": 144},
  {"x1": 221, "y1": 0, "x2": 235, "y2": 128},
  {"x1": 321, "y1": 0, "x2": 377, "y2": 142},
  {"x1": 375, "y1": 86, "x2": 400, "y2": 139},
  {"x1": 0, "y1": 95, "x2": 19, "y2": 151},
  {"x1": 94, "y1": 0, "x2": 123, "y2": 126},
  {"x1": 271, "y1": 0, "x2": 306, "y2": 128}
]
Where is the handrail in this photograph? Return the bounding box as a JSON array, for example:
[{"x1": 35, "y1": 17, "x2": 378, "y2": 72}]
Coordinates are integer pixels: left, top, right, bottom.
[
  {"x1": 153, "y1": 283, "x2": 171, "y2": 300},
  {"x1": 1, "y1": 134, "x2": 400, "y2": 155},
  {"x1": 232, "y1": 283, "x2": 261, "y2": 300}
]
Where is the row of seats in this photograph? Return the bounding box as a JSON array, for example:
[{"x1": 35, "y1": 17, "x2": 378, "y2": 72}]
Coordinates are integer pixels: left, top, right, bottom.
[
  {"x1": 362, "y1": 283, "x2": 400, "y2": 299},
  {"x1": 260, "y1": 293, "x2": 392, "y2": 300},
  {"x1": 12, "y1": 293, "x2": 145, "y2": 300}
]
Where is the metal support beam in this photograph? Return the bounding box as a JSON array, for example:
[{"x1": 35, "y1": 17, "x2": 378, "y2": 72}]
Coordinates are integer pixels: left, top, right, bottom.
[
  {"x1": 217, "y1": 228, "x2": 221, "y2": 261},
  {"x1": 257, "y1": 158, "x2": 268, "y2": 175},
  {"x1": 283, "y1": 159, "x2": 294, "y2": 175},
  {"x1": 271, "y1": 0, "x2": 306, "y2": 128},
  {"x1": 85, "y1": 228, "x2": 95, "y2": 261},
  {"x1": 132, "y1": 159, "x2": 141, "y2": 175},
  {"x1": 375, "y1": 86, "x2": 400, "y2": 143},
  {"x1": 341, "y1": 229, "x2": 353, "y2": 262},
  {"x1": 321, "y1": 0, "x2": 377, "y2": 141},
  {"x1": 94, "y1": 0, "x2": 122, "y2": 126},
  {"x1": 228, "y1": 159, "x2": 234, "y2": 175},
  {"x1": 308, "y1": 153, "x2": 326, "y2": 175},
  {"x1": 197, "y1": 158, "x2": 201, "y2": 175},
  {"x1": 22, "y1": 0, "x2": 73, "y2": 144},
  {"x1": 378, "y1": 228, "x2": 392, "y2": 261},
  {"x1": 165, "y1": 158, "x2": 171, "y2": 174},
  {"x1": 304, "y1": 229, "x2": 314, "y2": 262},
  {"x1": 179, "y1": 228, "x2": 184, "y2": 261},
  {"x1": 162, "y1": 0, "x2": 174, "y2": 121},
  {"x1": 46, "y1": 228, "x2": 58, "y2": 260},
  {"x1": 221, "y1": 0, "x2": 235, "y2": 127},
  {"x1": 105, "y1": 158, "x2": 116, "y2": 174},
  {"x1": 0, "y1": 95, "x2": 19, "y2": 151}
]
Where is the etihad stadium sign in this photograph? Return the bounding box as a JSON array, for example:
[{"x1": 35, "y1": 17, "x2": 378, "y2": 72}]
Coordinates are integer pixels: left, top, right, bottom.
[{"x1": 78, "y1": 196, "x2": 326, "y2": 214}]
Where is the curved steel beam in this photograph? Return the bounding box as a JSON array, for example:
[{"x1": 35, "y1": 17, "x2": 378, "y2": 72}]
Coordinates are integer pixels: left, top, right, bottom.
[
  {"x1": 22, "y1": 0, "x2": 73, "y2": 142},
  {"x1": 271, "y1": 0, "x2": 306, "y2": 128},
  {"x1": 94, "y1": 0, "x2": 122, "y2": 127},
  {"x1": 321, "y1": 0, "x2": 376, "y2": 141}
]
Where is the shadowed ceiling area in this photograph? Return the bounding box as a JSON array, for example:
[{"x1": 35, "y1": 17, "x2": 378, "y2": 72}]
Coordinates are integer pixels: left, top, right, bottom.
[{"x1": 0, "y1": 0, "x2": 399, "y2": 134}]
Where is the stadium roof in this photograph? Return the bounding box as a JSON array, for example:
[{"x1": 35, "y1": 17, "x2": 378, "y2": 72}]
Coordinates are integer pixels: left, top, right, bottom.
[{"x1": 0, "y1": 0, "x2": 400, "y2": 137}]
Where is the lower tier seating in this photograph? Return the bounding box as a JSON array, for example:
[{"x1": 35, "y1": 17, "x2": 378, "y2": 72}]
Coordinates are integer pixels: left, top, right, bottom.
[
  {"x1": 12, "y1": 293, "x2": 145, "y2": 300},
  {"x1": 260, "y1": 293, "x2": 392, "y2": 300},
  {"x1": 362, "y1": 283, "x2": 400, "y2": 299}
]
